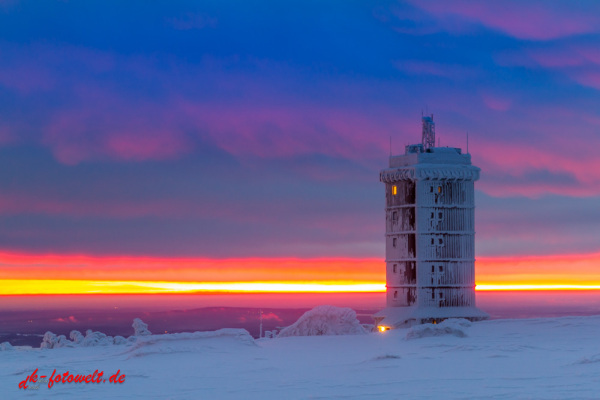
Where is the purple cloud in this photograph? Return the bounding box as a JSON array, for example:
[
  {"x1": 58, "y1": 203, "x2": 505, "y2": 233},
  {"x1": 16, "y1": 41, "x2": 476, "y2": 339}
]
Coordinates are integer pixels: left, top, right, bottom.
[{"x1": 407, "y1": 0, "x2": 600, "y2": 40}]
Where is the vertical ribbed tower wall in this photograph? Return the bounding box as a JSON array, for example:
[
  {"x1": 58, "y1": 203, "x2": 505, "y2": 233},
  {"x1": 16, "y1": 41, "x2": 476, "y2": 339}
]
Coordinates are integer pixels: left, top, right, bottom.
[{"x1": 374, "y1": 123, "x2": 488, "y2": 328}]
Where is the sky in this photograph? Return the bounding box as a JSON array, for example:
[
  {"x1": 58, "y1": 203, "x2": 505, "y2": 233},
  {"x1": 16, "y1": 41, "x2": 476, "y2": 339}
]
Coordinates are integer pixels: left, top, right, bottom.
[{"x1": 1, "y1": 0, "x2": 600, "y2": 293}]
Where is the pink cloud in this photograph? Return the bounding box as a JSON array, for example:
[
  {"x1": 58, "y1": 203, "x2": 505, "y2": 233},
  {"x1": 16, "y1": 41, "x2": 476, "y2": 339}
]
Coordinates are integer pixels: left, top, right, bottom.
[
  {"x1": 261, "y1": 312, "x2": 282, "y2": 321},
  {"x1": 473, "y1": 140, "x2": 600, "y2": 197},
  {"x1": 0, "y1": 125, "x2": 13, "y2": 144},
  {"x1": 408, "y1": 0, "x2": 600, "y2": 40},
  {"x1": 0, "y1": 64, "x2": 55, "y2": 94},
  {"x1": 53, "y1": 316, "x2": 78, "y2": 323},
  {"x1": 43, "y1": 93, "x2": 192, "y2": 164},
  {"x1": 105, "y1": 130, "x2": 190, "y2": 162},
  {"x1": 178, "y1": 101, "x2": 405, "y2": 162},
  {"x1": 527, "y1": 48, "x2": 586, "y2": 69},
  {"x1": 481, "y1": 93, "x2": 512, "y2": 111},
  {"x1": 497, "y1": 44, "x2": 600, "y2": 91},
  {"x1": 393, "y1": 61, "x2": 477, "y2": 79},
  {"x1": 569, "y1": 70, "x2": 600, "y2": 90}
]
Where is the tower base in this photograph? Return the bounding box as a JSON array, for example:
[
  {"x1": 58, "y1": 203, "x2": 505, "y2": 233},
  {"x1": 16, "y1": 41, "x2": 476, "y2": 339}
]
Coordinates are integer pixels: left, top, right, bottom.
[{"x1": 374, "y1": 306, "x2": 489, "y2": 329}]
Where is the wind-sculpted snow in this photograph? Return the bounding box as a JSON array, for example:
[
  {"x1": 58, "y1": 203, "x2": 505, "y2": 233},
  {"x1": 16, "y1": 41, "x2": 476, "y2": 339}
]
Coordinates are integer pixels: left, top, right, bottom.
[
  {"x1": 576, "y1": 354, "x2": 600, "y2": 364},
  {"x1": 277, "y1": 305, "x2": 367, "y2": 337},
  {"x1": 123, "y1": 329, "x2": 255, "y2": 358},
  {"x1": 405, "y1": 318, "x2": 471, "y2": 340}
]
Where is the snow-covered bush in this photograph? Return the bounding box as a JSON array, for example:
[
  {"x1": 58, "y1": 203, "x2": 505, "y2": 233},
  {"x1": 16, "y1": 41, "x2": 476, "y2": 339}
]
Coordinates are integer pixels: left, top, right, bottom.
[
  {"x1": 82, "y1": 330, "x2": 113, "y2": 346},
  {"x1": 132, "y1": 318, "x2": 151, "y2": 336},
  {"x1": 40, "y1": 331, "x2": 58, "y2": 349},
  {"x1": 70, "y1": 330, "x2": 84, "y2": 344},
  {"x1": 0, "y1": 342, "x2": 13, "y2": 351},
  {"x1": 277, "y1": 305, "x2": 367, "y2": 337},
  {"x1": 113, "y1": 335, "x2": 127, "y2": 345},
  {"x1": 40, "y1": 318, "x2": 151, "y2": 349},
  {"x1": 405, "y1": 318, "x2": 471, "y2": 340}
]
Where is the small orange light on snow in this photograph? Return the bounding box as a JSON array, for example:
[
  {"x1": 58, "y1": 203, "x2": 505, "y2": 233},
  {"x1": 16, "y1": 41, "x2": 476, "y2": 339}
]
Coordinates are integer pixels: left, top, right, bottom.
[{"x1": 378, "y1": 326, "x2": 388, "y2": 332}]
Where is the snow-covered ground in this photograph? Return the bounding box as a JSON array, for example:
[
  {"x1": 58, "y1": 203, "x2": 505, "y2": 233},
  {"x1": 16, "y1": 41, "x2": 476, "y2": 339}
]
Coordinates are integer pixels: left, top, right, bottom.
[{"x1": 2, "y1": 316, "x2": 600, "y2": 399}]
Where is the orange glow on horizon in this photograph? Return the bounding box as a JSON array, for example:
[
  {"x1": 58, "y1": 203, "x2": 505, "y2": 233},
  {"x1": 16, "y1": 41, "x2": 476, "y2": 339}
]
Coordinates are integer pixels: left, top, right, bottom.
[
  {"x1": 2, "y1": 250, "x2": 600, "y2": 295},
  {"x1": 0, "y1": 279, "x2": 386, "y2": 295},
  {"x1": 3, "y1": 279, "x2": 600, "y2": 295},
  {"x1": 476, "y1": 284, "x2": 600, "y2": 291}
]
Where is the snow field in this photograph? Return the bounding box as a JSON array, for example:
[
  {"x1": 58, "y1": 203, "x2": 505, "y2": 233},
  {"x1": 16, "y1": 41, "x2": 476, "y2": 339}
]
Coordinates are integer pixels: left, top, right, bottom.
[{"x1": 2, "y1": 316, "x2": 600, "y2": 399}]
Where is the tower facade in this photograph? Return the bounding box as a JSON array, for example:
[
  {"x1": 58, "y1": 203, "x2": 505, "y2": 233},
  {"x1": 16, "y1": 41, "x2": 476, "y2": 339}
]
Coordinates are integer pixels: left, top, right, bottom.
[{"x1": 374, "y1": 116, "x2": 488, "y2": 329}]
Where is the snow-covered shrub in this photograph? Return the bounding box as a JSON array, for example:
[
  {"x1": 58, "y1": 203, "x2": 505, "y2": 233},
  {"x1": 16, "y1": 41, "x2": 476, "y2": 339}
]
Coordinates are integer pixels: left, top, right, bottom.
[
  {"x1": 40, "y1": 331, "x2": 58, "y2": 349},
  {"x1": 0, "y1": 341, "x2": 13, "y2": 351},
  {"x1": 41, "y1": 332, "x2": 77, "y2": 348},
  {"x1": 56, "y1": 334, "x2": 75, "y2": 348},
  {"x1": 405, "y1": 318, "x2": 471, "y2": 340},
  {"x1": 82, "y1": 330, "x2": 114, "y2": 346},
  {"x1": 277, "y1": 305, "x2": 367, "y2": 337},
  {"x1": 41, "y1": 328, "x2": 129, "y2": 348},
  {"x1": 70, "y1": 330, "x2": 84, "y2": 344},
  {"x1": 132, "y1": 318, "x2": 151, "y2": 336},
  {"x1": 113, "y1": 335, "x2": 127, "y2": 345}
]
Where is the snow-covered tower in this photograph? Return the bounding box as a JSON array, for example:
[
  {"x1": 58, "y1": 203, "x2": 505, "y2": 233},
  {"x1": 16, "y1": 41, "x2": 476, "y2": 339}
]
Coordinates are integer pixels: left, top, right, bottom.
[{"x1": 374, "y1": 115, "x2": 488, "y2": 329}]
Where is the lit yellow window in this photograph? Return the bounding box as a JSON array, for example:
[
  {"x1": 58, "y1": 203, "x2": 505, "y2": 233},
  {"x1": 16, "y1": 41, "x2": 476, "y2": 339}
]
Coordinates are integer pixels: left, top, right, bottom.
[
  {"x1": 392, "y1": 185, "x2": 397, "y2": 195},
  {"x1": 437, "y1": 186, "x2": 442, "y2": 193}
]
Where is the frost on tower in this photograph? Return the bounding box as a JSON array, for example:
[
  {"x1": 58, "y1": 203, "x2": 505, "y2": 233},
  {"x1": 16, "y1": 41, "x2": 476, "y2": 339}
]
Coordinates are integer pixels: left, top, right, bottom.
[{"x1": 374, "y1": 115, "x2": 488, "y2": 329}]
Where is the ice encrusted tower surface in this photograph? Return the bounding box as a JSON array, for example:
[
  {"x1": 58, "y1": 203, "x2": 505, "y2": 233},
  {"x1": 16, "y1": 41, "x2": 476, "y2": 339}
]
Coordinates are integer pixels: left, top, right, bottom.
[{"x1": 374, "y1": 116, "x2": 488, "y2": 329}]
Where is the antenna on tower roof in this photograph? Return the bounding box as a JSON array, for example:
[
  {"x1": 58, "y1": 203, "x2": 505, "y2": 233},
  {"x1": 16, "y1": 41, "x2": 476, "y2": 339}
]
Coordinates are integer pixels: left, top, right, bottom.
[{"x1": 421, "y1": 113, "x2": 436, "y2": 150}]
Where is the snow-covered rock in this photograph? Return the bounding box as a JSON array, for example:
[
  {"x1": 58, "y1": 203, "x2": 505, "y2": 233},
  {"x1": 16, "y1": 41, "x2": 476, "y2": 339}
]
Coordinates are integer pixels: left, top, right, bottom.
[
  {"x1": 132, "y1": 318, "x2": 151, "y2": 336},
  {"x1": 277, "y1": 305, "x2": 368, "y2": 337},
  {"x1": 0, "y1": 342, "x2": 13, "y2": 351},
  {"x1": 405, "y1": 318, "x2": 471, "y2": 340}
]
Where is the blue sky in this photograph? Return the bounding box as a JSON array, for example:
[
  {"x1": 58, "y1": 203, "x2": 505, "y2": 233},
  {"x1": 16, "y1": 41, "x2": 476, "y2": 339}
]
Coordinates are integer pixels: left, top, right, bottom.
[{"x1": 0, "y1": 0, "x2": 599, "y2": 262}]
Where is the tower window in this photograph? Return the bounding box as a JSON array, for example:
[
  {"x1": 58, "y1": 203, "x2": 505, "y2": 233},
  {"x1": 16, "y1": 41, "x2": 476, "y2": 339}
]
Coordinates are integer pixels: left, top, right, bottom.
[
  {"x1": 394, "y1": 291, "x2": 398, "y2": 299},
  {"x1": 431, "y1": 238, "x2": 434, "y2": 245},
  {"x1": 392, "y1": 185, "x2": 397, "y2": 195},
  {"x1": 438, "y1": 212, "x2": 442, "y2": 219},
  {"x1": 393, "y1": 264, "x2": 397, "y2": 273},
  {"x1": 438, "y1": 238, "x2": 443, "y2": 245},
  {"x1": 392, "y1": 211, "x2": 398, "y2": 223},
  {"x1": 439, "y1": 265, "x2": 443, "y2": 272},
  {"x1": 430, "y1": 212, "x2": 434, "y2": 218},
  {"x1": 439, "y1": 292, "x2": 443, "y2": 299},
  {"x1": 430, "y1": 186, "x2": 434, "y2": 193},
  {"x1": 437, "y1": 186, "x2": 442, "y2": 193},
  {"x1": 392, "y1": 238, "x2": 397, "y2": 247},
  {"x1": 432, "y1": 291, "x2": 435, "y2": 299}
]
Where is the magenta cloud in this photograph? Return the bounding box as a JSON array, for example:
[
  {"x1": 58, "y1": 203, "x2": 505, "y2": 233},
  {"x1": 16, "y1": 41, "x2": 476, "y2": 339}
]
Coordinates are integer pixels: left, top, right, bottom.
[{"x1": 407, "y1": 0, "x2": 600, "y2": 40}]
